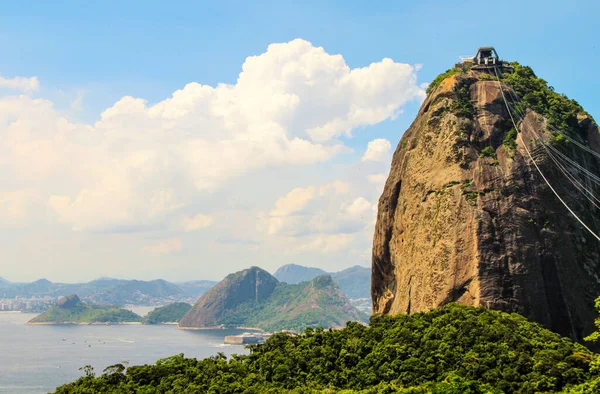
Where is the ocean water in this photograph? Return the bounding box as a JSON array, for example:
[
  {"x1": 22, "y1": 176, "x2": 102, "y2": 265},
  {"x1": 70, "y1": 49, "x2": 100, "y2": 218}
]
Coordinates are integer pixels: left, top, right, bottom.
[{"x1": 0, "y1": 312, "x2": 250, "y2": 394}]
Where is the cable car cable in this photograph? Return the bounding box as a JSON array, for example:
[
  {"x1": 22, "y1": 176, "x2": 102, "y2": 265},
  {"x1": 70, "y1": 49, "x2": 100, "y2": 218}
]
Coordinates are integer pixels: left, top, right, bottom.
[{"x1": 491, "y1": 66, "x2": 600, "y2": 241}]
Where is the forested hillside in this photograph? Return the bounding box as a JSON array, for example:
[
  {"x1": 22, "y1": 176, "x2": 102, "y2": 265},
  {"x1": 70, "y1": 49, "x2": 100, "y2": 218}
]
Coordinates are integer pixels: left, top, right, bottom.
[
  {"x1": 29, "y1": 295, "x2": 141, "y2": 324},
  {"x1": 54, "y1": 304, "x2": 600, "y2": 393}
]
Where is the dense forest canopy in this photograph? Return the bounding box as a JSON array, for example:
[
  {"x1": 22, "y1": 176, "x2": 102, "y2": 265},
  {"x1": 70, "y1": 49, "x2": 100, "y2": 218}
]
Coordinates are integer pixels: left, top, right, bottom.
[
  {"x1": 54, "y1": 304, "x2": 600, "y2": 393},
  {"x1": 142, "y1": 303, "x2": 192, "y2": 324}
]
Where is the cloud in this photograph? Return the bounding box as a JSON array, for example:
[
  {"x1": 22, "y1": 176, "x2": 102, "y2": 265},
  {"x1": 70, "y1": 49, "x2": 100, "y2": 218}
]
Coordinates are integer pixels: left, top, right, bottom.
[
  {"x1": 0, "y1": 189, "x2": 41, "y2": 222},
  {"x1": 260, "y1": 181, "x2": 376, "y2": 239},
  {"x1": 367, "y1": 173, "x2": 388, "y2": 195},
  {"x1": 0, "y1": 40, "x2": 423, "y2": 233},
  {"x1": 71, "y1": 90, "x2": 85, "y2": 111},
  {"x1": 270, "y1": 186, "x2": 317, "y2": 217},
  {"x1": 298, "y1": 233, "x2": 354, "y2": 254},
  {"x1": 361, "y1": 138, "x2": 392, "y2": 162},
  {"x1": 367, "y1": 173, "x2": 388, "y2": 185},
  {"x1": 143, "y1": 237, "x2": 182, "y2": 255},
  {"x1": 182, "y1": 213, "x2": 213, "y2": 232},
  {"x1": 345, "y1": 197, "x2": 372, "y2": 218},
  {"x1": 0, "y1": 75, "x2": 39, "y2": 92}
]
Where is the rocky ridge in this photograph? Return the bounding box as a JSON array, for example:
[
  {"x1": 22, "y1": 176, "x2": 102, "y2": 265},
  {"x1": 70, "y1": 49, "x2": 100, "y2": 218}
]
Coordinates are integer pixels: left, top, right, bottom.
[{"x1": 179, "y1": 267, "x2": 366, "y2": 331}]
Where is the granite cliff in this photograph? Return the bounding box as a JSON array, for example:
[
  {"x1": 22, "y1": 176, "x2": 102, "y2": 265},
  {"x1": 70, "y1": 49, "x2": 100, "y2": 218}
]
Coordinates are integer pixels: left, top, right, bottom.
[{"x1": 372, "y1": 63, "x2": 600, "y2": 341}]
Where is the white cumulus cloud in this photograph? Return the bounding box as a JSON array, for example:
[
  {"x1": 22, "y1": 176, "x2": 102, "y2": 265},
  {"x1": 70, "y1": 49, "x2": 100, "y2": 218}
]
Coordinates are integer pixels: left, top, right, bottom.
[
  {"x1": 0, "y1": 40, "x2": 423, "y2": 232},
  {"x1": 259, "y1": 181, "x2": 376, "y2": 240},
  {"x1": 0, "y1": 75, "x2": 39, "y2": 92},
  {"x1": 361, "y1": 138, "x2": 392, "y2": 162},
  {"x1": 298, "y1": 233, "x2": 354, "y2": 254}
]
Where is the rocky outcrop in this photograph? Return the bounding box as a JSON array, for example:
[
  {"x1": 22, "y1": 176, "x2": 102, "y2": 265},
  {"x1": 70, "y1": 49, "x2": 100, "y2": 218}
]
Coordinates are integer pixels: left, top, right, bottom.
[
  {"x1": 372, "y1": 67, "x2": 600, "y2": 341},
  {"x1": 56, "y1": 294, "x2": 82, "y2": 309},
  {"x1": 179, "y1": 266, "x2": 278, "y2": 328},
  {"x1": 179, "y1": 267, "x2": 366, "y2": 331}
]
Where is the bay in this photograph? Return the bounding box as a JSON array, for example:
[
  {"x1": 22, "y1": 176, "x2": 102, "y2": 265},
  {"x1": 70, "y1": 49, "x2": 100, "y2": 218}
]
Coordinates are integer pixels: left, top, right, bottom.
[{"x1": 0, "y1": 312, "x2": 250, "y2": 394}]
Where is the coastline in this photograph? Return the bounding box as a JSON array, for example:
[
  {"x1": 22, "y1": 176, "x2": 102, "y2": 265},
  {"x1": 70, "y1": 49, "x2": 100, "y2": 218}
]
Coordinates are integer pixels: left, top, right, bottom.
[
  {"x1": 177, "y1": 325, "x2": 264, "y2": 332},
  {"x1": 26, "y1": 321, "x2": 142, "y2": 325}
]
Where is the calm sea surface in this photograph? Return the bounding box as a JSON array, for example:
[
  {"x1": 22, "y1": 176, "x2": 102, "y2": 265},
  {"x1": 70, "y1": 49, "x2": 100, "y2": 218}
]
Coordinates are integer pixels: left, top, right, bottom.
[{"x1": 0, "y1": 311, "x2": 250, "y2": 394}]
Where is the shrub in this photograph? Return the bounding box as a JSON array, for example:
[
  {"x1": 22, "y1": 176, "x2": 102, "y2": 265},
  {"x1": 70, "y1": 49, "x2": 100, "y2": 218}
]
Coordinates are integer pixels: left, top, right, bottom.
[
  {"x1": 427, "y1": 68, "x2": 462, "y2": 94},
  {"x1": 480, "y1": 146, "x2": 497, "y2": 159},
  {"x1": 502, "y1": 128, "x2": 518, "y2": 157}
]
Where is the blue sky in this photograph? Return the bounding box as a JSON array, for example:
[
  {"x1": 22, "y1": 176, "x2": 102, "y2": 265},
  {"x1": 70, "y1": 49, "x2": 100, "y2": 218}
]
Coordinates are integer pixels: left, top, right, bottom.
[
  {"x1": 2, "y1": 0, "x2": 598, "y2": 139},
  {"x1": 0, "y1": 1, "x2": 598, "y2": 282}
]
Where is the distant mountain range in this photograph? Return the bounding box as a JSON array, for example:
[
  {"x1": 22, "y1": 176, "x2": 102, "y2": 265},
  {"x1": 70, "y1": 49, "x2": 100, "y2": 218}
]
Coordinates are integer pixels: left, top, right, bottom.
[
  {"x1": 273, "y1": 264, "x2": 371, "y2": 300},
  {"x1": 0, "y1": 264, "x2": 370, "y2": 310},
  {"x1": 0, "y1": 277, "x2": 216, "y2": 306},
  {"x1": 179, "y1": 266, "x2": 367, "y2": 332},
  {"x1": 273, "y1": 264, "x2": 328, "y2": 284}
]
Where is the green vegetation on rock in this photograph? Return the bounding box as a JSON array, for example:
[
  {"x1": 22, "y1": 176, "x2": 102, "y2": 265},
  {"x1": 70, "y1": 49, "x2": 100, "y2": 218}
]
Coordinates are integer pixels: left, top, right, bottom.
[
  {"x1": 142, "y1": 303, "x2": 192, "y2": 324},
  {"x1": 219, "y1": 275, "x2": 367, "y2": 332},
  {"x1": 53, "y1": 304, "x2": 600, "y2": 393},
  {"x1": 426, "y1": 68, "x2": 462, "y2": 94},
  {"x1": 179, "y1": 267, "x2": 366, "y2": 332},
  {"x1": 479, "y1": 146, "x2": 497, "y2": 159},
  {"x1": 29, "y1": 295, "x2": 141, "y2": 324},
  {"x1": 502, "y1": 127, "x2": 518, "y2": 156},
  {"x1": 451, "y1": 81, "x2": 474, "y2": 118},
  {"x1": 503, "y1": 63, "x2": 590, "y2": 136}
]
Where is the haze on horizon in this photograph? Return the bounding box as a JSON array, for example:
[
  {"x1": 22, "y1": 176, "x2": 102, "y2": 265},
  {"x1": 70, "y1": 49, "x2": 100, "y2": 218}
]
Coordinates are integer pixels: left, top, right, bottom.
[{"x1": 1, "y1": 0, "x2": 598, "y2": 283}]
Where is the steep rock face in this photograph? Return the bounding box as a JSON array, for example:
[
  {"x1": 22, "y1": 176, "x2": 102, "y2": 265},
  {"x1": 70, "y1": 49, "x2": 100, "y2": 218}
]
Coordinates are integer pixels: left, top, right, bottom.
[
  {"x1": 179, "y1": 266, "x2": 278, "y2": 328},
  {"x1": 372, "y1": 67, "x2": 600, "y2": 341}
]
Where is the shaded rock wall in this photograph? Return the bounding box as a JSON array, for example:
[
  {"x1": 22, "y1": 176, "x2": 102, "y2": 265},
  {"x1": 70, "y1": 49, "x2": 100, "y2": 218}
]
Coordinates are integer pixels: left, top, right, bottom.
[{"x1": 372, "y1": 71, "x2": 600, "y2": 341}]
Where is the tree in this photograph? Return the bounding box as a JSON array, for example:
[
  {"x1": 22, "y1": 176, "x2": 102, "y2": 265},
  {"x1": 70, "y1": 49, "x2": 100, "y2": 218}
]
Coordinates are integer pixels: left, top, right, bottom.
[{"x1": 584, "y1": 296, "x2": 600, "y2": 343}]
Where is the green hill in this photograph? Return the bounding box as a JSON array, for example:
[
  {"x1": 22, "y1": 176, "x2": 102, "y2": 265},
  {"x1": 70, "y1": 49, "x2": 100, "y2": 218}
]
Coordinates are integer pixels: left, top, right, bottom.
[
  {"x1": 179, "y1": 267, "x2": 366, "y2": 332},
  {"x1": 28, "y1": 294, "x2": 141, "y2": 324},
  {"x1": 142, "y1": 303, "x2": 192, "y2": 324},
  {"x1": 53, "y1": 304, "x2": 600, "y2": 393}
]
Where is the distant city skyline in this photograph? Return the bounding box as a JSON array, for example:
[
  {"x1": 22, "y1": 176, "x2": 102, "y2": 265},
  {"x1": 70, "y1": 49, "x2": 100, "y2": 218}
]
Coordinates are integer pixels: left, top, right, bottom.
[{"x1": 1, "y1": 1, "x2": 599, "y2": 282}]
